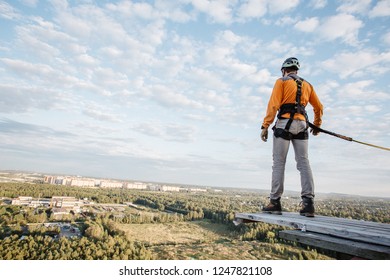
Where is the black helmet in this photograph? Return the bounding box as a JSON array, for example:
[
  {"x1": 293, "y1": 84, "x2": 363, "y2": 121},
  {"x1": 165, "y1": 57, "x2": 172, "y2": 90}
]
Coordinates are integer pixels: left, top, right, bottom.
[{"x1": 281, "y1": 57, "x2": 300, "y2": 70}]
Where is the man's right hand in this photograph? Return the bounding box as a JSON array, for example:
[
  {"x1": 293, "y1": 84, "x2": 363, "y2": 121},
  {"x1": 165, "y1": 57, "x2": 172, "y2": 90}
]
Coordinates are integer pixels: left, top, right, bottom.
[
  {"x1": 261, "y1": 128, "x2": 268, "y2": 142},
  {"x1": 310, "y1": 127, "x2": 320, "y2": 136}
]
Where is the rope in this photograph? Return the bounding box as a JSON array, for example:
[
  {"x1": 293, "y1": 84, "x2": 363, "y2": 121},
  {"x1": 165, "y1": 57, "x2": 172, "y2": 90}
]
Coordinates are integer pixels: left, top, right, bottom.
[
  {"x1": 308, "y1": 122, "x2": 390, "y2": 152},
  {"x1": 352, "y1": 139, "x2": 390, "y2": 152}
]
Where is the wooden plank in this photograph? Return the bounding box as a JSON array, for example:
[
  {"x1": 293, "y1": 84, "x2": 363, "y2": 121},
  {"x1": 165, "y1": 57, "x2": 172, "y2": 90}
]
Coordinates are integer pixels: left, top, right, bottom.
[
  {"x1": 235, "y1": 212, "x2": 390, "y2": 232},
  {"x1": 234, "y1": 212, "x2": 390, "y2": 247},
  {"x1": 279, "y1": 230, "x2": 390, "y2": 260},
  {"x1": 299, "y1": 214, "x2": 388, "y2": 232},
  {"x1": 236, "y1": 212, "x2": 390, "y2": 230}
]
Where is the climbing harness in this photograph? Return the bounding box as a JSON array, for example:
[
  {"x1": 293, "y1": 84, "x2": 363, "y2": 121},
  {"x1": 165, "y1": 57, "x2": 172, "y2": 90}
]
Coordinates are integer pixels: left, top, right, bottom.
[
  {"x1": 273, "y1": 74, "x2": 390, "y2": 151},
  {"x1": 273, "y1": 74, "x2": 309, "y2": 140}
]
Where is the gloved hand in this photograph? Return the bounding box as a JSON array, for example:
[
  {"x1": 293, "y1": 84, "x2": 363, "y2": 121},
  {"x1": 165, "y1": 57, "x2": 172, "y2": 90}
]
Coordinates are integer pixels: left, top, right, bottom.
[
  {"x1": 261, "y1": 127, "x2": 268, "y2": 142},
  {"x1": 310, "y1": 127, "x2": 320, "y2": 136}
]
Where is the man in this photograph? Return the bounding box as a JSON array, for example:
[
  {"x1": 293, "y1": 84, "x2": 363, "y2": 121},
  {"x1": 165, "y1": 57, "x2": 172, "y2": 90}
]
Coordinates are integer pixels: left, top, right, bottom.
[{"x1": 260, "y1": 57, "x2": 323, "y2": 217}]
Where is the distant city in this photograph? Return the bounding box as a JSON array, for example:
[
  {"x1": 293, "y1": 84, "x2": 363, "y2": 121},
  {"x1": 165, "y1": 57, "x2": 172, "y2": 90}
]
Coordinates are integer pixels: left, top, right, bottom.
[
  {"x1": 0, "y1": 170, "x2": 223, "y2": 224},
  {"x1": 2, "y1": 170, "x2": 387, "y2": 200},
  {"x1": 0, "y1": 170, "x2": 220, "y2": 193}
]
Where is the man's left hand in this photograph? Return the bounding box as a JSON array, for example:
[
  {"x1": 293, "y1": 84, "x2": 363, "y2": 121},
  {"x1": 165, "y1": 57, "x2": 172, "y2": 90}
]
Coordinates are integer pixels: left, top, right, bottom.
[{"x1": 261, "y1": 128, "x2": 268, "y2": 142}]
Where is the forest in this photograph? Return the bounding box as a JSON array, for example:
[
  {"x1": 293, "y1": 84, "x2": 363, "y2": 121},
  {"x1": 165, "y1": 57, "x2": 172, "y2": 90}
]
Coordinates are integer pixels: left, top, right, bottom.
[{"x1": 0, "y1": 182, "x2": 389, "y2": 260}]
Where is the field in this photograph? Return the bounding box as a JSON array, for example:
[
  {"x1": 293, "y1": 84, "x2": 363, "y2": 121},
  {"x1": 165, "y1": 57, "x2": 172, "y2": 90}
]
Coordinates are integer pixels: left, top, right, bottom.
[{"x1": 117, "y1": 219, "x2": 333, "y2": 260}]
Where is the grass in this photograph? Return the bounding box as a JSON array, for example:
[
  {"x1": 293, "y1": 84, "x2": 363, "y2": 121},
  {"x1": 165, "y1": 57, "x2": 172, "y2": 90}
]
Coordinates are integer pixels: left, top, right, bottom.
[
  {"x1": 116, "y1": 220, "x2": 333, "y2": 260},
  {"x1": 117, "y1": 220, "x2": 229, "y2": 245}
]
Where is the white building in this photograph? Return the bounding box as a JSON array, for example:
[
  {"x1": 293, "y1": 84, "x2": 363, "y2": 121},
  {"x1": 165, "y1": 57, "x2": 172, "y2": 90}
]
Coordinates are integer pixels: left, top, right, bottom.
[
  {"x1": 12, "y1": 196, "x2": 51, "y2": 207},
  {"x1": 11, "y1": 196, "x2": 32, "y2": 206},
  {"x1": 188, "y1": 188, "x2": 207, "y2": 192},
  {"x1": 100, "y1": 181, "x2": 124, "y2": 188},
  {"x1": 70, "y1": 179, "x2": 95, "y2": 187},
  {"x1": 51, "y1": 196, "x2": 77, "y2": 208},
  {"x1": 126, "y1": 182, "x2": 148, "y2": 190},
  {"x1": 159, "y1": 185, "x2": 181, "y2": 192}
]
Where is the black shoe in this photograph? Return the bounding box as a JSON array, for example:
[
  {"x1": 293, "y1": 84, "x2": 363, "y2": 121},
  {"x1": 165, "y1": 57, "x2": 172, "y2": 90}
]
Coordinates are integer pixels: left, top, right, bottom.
[
  {"x1": 299, "y1": 197, "x2": 315, "y2": 217},
  {"x1": 262, "y1": 198, "x2": 282, "y2": 215}
]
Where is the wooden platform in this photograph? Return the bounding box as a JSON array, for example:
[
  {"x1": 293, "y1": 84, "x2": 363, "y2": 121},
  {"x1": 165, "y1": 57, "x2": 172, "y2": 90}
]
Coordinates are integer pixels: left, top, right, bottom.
[{"x1": 234, "y1": 212, "x2": 390, "y2": 259}]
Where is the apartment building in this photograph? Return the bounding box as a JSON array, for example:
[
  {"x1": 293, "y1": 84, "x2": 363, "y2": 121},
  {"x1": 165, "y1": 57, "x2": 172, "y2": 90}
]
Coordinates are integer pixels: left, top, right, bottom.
[
  {"x1": 100, "y1": 181, "x2": 124, "y2": 188},
  {"x1": 158, "y1": 185, "x2": 181, "y2": 192},
  {"x1": 11, "y1": 196, "x2": 33, "y2": 206},
  {"x1": 126, "y1": 182, "x2": 148, "y2": 190},
  {"x1": 70, "y1": 179, "x2": 96, "y2": 187}
]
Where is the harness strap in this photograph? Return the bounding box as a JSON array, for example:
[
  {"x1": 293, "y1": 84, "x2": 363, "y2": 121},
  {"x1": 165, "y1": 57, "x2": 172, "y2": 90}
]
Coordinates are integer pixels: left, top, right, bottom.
[
  {"x1": 273, "y1": 75, "x2": 309, "y2": 140},
  {"x1": 284, "y1": 78, "x2": 303, "y2": 130}
]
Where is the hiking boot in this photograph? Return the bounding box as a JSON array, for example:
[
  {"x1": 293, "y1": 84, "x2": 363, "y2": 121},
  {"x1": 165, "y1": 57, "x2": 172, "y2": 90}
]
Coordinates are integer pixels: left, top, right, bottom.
[
  {"x1": 299, "y1": 197, "x2": 315, "y2": 217},
  {"x1": 262, "y1": 198, "x2": 282, "y2": 215}
]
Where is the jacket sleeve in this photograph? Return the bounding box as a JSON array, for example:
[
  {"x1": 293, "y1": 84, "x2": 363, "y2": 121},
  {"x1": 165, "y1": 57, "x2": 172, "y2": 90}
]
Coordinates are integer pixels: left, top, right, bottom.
[
  {"x1": 308, "y1": 85, "x2": 323, "y2": 127},
  {"x1": 262, "y1": 79, "x2": 283, "y2": 129}
]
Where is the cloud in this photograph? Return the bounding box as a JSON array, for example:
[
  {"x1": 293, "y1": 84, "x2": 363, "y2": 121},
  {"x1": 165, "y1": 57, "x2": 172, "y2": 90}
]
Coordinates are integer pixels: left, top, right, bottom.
[
  {"x1": 219, "y1": 29, "x2": 242, "y2": 45},
  {"x1": 246, "y1": 69, "x2": 273, "y2": 85},
  {"x1": 14, "y1": 24, "x2": 63, "y2": 59},
  {"x1": 154, "y1": 1, "x2": 195, "y2": 23},
  {"x1": 320, "y1": 50, "x2": 390, "y2": 79},
  {"x1": 336, "y1": 80, "x2": 390, "y2": 101},
  {"x1": 106, "y1": 1, "x2": 155, "y2": 20},
  {"x1": 191, "y1": 0, "x2": 233, "y2": 24},
  {"x1": 0, "y1": 118, "x2": 72, "y2": 137},
  {"x1": 237, "y1": 0, "x2": 267, "y2": 19},
  {"x1": 132, "y1": 121, "x2": 196, "y2": 143},
  {"x1": 127, "y1": 1, "x2": 155, "y2": 19},
  {"x1": 199, "y1": 90, "x2": 232, "y2": 107},
  {"x1": 52, "y1": 7, "x2": 93, "y2": 39},
  {"x1": 0, "y1": 1, "x2": 20, "y2": 20},
  {"x1": 274, "y1": 15, "x2": 296, "y2": 26},
  {"x1": 184, "y1": 114, "x2": 211, "y2": 122},
  {"x1": 204, "y1": 44, "x2": 234, "y2": 65},
  {"x1": 0, "y1": 118, "x2": 167, "y2": 163},
  {"x1": 82, "y1": 105, "x2": 123, "y2": 123},
  {"x1": 91, "y1": 67, "x2": 129, "y2": 92},
  {"x1": 369, "y1": 0, "x2": 390, "y2": 17},
  {"x1": 148, "y1": 84, "x2": 214, "y2": 112},
  {"x1": 337, "y1": 0, "x2": 371, "y2": 14},
  {"x1": 235, "y1": 0, "x2": 301, "y2": 17},
  {"x1": 16, "y1": 16, "x2": 84, "y2": 55},
  {"x1": 318, "y1": 13, "x2": 364, "y2": 45},
  {"x1": 99, "y1": 46, "x2": 124, "y2": 58},
  {"x1": 0, "y1": 58, "x2": 80, "y2": 86},
  {"x1": 189, "y1": 67, "x2": 229, "y2": 91},
  {"x1": 52, "y1": 2, "x2": 151, "y2": 53},
  {"x1": 294, "y1": 17, "x2": 319, "y2": 32},
  {"x1": 0, "y1": 83, "x2": 71, "y2": 113},
  {"x1": 315, "y1": 79, "x2": 339, "y2": 103},
  {"x1": 383, "y1": 32, "x2": 390, "y2": 45},
  {"x1": 203, "y1": 30, "x2": 262, "y2": 83},
  {"x1": 107, "y1": 0, "x2": 194, "y2": 23},
  {"x1": 309, "y1": 0, "x2": 328, "y2": 9},
  {"x1": 268, "y1": 0, "x2": 300, "y2": 14},
  {"x1": 20, "y1": 0, "x2": 38, "y2": 7}
]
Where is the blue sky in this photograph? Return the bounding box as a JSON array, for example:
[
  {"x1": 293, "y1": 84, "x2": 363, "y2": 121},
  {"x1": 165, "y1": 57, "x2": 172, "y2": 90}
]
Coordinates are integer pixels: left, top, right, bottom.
[{"x1": 0, "y1": 0, "x2": 389, "y2": 198}]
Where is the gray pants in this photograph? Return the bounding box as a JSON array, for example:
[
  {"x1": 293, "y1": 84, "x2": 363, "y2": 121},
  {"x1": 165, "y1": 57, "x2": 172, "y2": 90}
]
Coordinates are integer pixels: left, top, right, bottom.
[{"x1": 270, "y1": 119, "x2": 315, "y2": 200}]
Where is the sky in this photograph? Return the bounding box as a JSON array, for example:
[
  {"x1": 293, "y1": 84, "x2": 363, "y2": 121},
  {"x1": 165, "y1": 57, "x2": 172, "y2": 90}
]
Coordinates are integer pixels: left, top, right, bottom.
[{"x1": 0, "y1": 0, "x2": 389, "y2": 198}]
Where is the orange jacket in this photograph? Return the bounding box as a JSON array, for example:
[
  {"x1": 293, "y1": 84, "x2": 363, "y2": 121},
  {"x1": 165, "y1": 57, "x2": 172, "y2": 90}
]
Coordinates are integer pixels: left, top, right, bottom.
[{"x1": 262, "y1": 74, "x2": 323, "y2": 129}]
